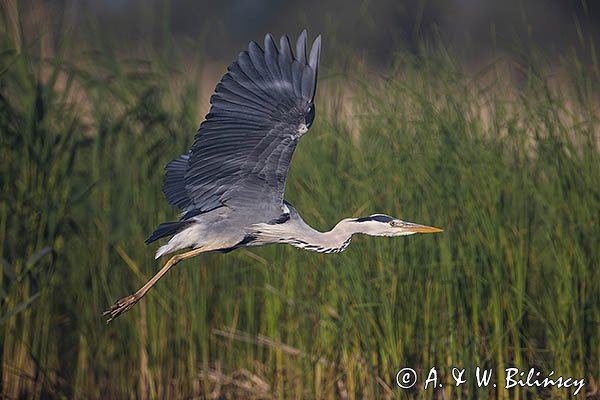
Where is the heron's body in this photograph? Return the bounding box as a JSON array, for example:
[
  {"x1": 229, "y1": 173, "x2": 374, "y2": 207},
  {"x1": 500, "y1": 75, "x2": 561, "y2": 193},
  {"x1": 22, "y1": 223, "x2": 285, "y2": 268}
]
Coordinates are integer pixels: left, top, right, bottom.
[
  {"x1": 156, "y1": 201, "x2": 353, "y2": 258},
  {"x1": 104, "y1": 31, "x2": 442, "y2": 323}
]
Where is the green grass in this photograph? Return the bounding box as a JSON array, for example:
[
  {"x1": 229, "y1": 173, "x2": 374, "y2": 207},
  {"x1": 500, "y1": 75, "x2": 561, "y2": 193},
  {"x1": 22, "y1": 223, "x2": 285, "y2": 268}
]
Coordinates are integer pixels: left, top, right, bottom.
[{"x1": 1, "y1": 7, "x2": 599, "y2": 400}]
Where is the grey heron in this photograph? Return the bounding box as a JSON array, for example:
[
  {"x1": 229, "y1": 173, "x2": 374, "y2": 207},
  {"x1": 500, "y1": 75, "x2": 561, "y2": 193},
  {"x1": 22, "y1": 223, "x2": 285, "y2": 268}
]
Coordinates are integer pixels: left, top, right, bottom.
[{"x1": 104, "y1": 31, "x2": 442, "y2": 323}]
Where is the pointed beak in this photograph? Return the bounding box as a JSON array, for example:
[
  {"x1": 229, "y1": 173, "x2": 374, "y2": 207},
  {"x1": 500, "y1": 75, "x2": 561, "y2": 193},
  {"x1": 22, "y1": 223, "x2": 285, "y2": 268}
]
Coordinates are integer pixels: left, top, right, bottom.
[{"x1": 399, "y1": 221, "x2": 443, "y2": 234}]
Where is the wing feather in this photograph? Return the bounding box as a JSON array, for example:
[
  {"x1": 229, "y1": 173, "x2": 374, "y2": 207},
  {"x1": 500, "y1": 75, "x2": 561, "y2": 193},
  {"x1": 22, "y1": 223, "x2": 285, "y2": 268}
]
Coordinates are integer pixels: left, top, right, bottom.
[
  {"x1": 295, "y1": 30, "x2": 307, "y2": 65},
  {"x1": 263, "y1": 34, "x2": 282, "y2": 83},
  {"x1": 278, "y1": 36, "x2": 294, "y2": 84},
  {"x1": 308, "y1": 36, "x2": 321, "y2": 100}
]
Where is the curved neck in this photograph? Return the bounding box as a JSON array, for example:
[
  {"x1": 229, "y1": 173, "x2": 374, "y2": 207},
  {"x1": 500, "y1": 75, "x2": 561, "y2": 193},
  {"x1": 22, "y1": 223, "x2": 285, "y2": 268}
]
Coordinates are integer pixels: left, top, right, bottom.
[{"x1": 276, "y1": 218, "x2": 360, "y2": 253}]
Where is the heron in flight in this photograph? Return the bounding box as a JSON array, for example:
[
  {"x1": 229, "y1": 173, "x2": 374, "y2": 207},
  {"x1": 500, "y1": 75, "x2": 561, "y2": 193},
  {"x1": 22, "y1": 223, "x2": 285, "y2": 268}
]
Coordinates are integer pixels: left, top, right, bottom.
[{"x1": 104, "y1": 31, "x2": 442, "y2": 323}]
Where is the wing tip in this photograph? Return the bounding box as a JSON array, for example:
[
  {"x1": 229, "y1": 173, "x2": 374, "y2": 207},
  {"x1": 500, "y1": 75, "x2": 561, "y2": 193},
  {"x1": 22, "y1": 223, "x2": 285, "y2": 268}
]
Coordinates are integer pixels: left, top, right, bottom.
[
  {"x1": 264, "y1": 32, "x2": 276, "y2": 50},
  {"x1": 248, "y1": 40, "x2": 263, "y2": 55},
  {"x1": 236, "y1": 31, "x2": 321, "y2": 100},
  {"x1": 296, "y1": 30, "x2": 308, "y2": 64},
  {"x1": 309, "y1": 34, "x2": 322, "y2": 100},
  {"x1": 309, "y1": 35, "x2": 321, "y2": 70}
]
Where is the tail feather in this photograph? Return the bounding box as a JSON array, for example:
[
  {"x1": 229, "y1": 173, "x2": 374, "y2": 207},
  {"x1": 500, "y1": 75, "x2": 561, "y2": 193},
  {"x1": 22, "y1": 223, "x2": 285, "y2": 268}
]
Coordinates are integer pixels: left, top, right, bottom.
[
  {"x1": 155, "y1": 243, "x2": 174, "y2": 259},
  {"x1": 145, "y1": 221, "x2": 191, "y2": 245}
]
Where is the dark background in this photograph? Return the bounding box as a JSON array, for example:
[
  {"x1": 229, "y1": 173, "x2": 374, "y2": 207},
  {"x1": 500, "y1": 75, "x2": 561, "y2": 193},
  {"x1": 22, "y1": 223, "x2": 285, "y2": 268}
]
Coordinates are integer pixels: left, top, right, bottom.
[{"x1": 39, "y1": 0, "x2": 600, "y2": 66}]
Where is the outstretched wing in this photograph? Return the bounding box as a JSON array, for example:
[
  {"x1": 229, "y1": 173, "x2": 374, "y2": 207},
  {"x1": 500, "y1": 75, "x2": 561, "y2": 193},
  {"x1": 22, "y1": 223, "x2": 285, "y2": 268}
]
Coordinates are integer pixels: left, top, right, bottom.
[{"x1": 163, "y1": 31, "x2": 321, "y2": 221}]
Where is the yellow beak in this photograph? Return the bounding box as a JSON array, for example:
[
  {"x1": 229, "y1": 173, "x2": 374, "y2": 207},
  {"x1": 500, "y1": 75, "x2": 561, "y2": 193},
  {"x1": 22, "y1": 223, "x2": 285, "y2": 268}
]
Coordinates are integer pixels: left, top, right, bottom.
[{"x1": 400, "y1": 221, "x2": 443, "y2": 233}]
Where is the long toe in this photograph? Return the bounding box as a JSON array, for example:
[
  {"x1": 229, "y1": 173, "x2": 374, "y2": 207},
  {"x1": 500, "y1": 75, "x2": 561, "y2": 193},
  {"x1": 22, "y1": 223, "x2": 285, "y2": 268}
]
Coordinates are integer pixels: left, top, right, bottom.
[{"x1": 103, "y1": 294, "x2": 139, "y2": 324}]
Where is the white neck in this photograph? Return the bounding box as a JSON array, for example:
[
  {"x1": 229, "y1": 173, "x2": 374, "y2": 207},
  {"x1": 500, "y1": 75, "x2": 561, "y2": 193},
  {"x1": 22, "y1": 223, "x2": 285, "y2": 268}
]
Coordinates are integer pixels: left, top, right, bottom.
[{"x1": 250, "y1": 218, "x2": 363, "y2": 253}]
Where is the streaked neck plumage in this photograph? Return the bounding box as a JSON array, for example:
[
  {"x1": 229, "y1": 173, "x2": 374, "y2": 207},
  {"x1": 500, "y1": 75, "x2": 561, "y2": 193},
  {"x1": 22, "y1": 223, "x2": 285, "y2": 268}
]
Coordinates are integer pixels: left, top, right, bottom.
[
  {"x1": 282, "y1": 218, "x2": 358, "y2": 253},
  {"x1": 249, "y1": 214, "x2": 362, "y2": 254}
]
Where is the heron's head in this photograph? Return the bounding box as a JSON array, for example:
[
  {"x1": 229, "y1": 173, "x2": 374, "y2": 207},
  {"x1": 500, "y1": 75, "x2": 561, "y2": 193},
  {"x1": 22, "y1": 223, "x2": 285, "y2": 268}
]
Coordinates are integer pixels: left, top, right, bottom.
[{"x1": 351, "y1": 214, "x2": 443, "y2": 237}]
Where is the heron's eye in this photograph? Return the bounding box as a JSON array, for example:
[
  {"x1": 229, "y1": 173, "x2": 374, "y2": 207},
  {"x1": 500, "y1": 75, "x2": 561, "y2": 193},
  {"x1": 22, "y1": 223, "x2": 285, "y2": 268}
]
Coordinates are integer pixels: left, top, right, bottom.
[{"x1": 389, "y1": 221, "x2": 395, "y2": 227}]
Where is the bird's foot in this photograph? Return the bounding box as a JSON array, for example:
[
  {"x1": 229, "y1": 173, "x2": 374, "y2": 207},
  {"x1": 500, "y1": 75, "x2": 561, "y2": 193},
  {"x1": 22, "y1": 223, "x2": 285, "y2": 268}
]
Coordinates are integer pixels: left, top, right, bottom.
[{"x1": 103, "y1": 294, "x2": 140, "y2": 324}]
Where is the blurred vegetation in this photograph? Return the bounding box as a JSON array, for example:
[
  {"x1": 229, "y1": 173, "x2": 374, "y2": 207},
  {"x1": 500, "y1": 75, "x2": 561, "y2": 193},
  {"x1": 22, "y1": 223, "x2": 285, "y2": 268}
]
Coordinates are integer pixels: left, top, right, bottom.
[
  {"x1": 60, "y1": 0, "x2": 600, "y2": 66},
  {"x1": 1, "y1": 2, "x2": 599, "y2": 399}
]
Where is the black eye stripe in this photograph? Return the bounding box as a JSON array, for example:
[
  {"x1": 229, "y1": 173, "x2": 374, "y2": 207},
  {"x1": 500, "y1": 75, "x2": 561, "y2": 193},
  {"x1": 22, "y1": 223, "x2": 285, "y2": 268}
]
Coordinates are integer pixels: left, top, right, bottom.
[{"x1": 355, "y1": 215, "x2": 394, "y2": 223}]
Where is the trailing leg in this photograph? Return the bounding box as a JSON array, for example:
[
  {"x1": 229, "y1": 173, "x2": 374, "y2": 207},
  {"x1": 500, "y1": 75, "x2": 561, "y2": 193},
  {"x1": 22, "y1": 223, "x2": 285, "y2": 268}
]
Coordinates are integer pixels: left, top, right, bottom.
[{"x1": 103, "y1": 247, "x2": 207, "y2": 324}]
